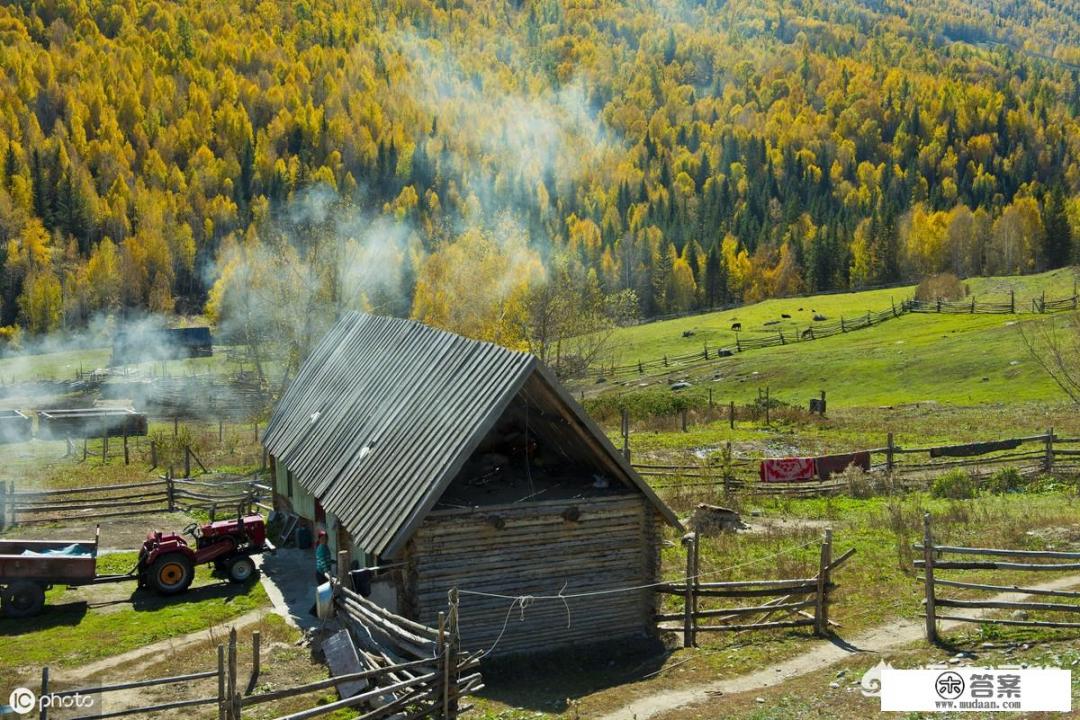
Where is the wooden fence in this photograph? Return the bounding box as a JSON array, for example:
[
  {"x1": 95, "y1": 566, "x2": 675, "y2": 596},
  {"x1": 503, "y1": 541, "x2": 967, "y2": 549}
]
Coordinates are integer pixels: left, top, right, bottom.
[
  {"x1": 36, "y1": 589, "x2": 479, "y2": 720},
  {"x1": 656, "y1": 530, "x2": 854, "y2": 647},
  {"x1": 634, "y1": 431, "x2": 1080, "y2": 498},
  {"x1": 0, "y1": 475, "x2": 268, "y2": 528},
  {"x1": 915, "y1": 513, "x2": 1080, "y2": 643}
]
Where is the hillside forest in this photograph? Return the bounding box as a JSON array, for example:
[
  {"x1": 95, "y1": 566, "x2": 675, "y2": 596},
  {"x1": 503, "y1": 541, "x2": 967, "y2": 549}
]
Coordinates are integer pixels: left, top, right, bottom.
[{"x1": 1, "y1": 0, "x2": 1080, "y2": 367}]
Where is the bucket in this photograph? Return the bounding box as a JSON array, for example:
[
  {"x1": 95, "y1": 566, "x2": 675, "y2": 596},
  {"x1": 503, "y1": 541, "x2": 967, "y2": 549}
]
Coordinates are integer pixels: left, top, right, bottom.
[{"x1": 315, "y1": 580, "x2": 334, "y2": 619}]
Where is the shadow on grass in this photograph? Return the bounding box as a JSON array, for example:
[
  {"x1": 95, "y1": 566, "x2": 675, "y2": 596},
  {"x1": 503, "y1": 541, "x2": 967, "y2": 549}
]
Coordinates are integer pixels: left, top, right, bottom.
[
  {"x1": 475, "y1": 638, "x2": 669, "y2": 714},
  {"x1": 0, "y1": 600, "x2": 89, "y2": 634},
  {"x1": 128, "y1": 576, "x2": 259, "y2": 611}
]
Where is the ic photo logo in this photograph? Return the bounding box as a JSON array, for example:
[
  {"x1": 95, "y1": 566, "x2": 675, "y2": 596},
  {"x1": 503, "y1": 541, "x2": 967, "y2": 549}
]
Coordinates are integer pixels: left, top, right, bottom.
[
  {"x1": 8, "y1": 688, "x2": 36, "y2": 715},
  {"x1": 935, "y1": 671, "x2": 966, "y2": 700}
]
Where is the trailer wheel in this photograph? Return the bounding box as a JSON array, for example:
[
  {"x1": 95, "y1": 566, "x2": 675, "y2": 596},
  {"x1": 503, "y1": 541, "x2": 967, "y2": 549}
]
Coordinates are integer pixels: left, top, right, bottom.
[
  {"x1": 2, "y1": 580, "x2": 46, "y2": 618},
  {"x1": 226, "y1": 556, "x2": 256, "y2": 583},
  {"x1": 150, "y1": 553, "x2": 195, "y2": 595}
]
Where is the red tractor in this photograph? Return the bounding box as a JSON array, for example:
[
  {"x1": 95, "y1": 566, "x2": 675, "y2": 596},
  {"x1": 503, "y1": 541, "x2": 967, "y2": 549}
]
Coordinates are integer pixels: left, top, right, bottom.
[{"x1": 138, "y1": 514, "x2": 272, "y2": 595}]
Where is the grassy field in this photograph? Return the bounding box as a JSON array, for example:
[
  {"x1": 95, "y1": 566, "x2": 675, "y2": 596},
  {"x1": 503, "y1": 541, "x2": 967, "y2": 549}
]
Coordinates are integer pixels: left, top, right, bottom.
[{"x1": 589, "y1": 268, "x2": 1078, "y2": 367}]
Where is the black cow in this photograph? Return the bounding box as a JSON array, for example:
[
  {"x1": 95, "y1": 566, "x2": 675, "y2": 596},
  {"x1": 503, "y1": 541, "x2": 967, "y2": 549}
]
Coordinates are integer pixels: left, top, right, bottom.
[
  {"x1": 781, "y1": 313, "x2": 791, "y2": 319},
  {"x1": 731, "y1": 322, "x2": 742, "y2": 331}
]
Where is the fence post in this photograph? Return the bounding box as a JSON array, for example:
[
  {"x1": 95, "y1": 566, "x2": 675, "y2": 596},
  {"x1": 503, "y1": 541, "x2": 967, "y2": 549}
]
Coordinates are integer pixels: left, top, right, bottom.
[
  {"x1": 166, "y1": 472, "x2": 175, "y2": 513},
  {"x1": 150, "y1": 440, "x2": 158, "y2": 469},
  {"x1": 1010, "y1": 289, "x2": 1015, "y2": 313},
  {"x1": 778, "y1": 329, "x2": 785, "y2": 345},
  {"x1": 682, "y1": 532, "x2": 696, "y2": 648},
  {"x1": 703, "y1": 343, "x2": 708, "y2": 359},
  {"x1": 764, "y1": 386, "x2": 770, "y2": 425},
  {"x1": 886, "y1": 432, "x2": 895, "y2": 472},
  {"x1": 815, "y1": 528, "x2": 832, "y2": 636},
  {"x1": 936, "y1": 299, "x2": 942, "y2": 313},
  {"x1": 620, "y1": 409, "x2": 630, "y2": 462},
  {"x1": 219, "y1": 418, "x2": 224, "y2": 444},
  {"x1": 680, "y1": 407, "x2": 688, "y2": 433},
  {"x1": 1041, "y1": 290, "x2": 1046, "y2": 313},
  {"x1": 708, "y1": 388, "x2": 713, "y2": 409},
  {"x1": 819, "y1": 390, "x2": 826, "y2": 417},
  {"x1": 123, "y1": 431, "x2": 129, "y2": 466},
  {"x1": 438, "y1": 611, "x2": 448, "y2": 719},
  {"x1": 184, "y1": 447, "x2": 191, "y2": 478},
  {"x1": 218, "y1": 644, "x2": 226, "y2": 720},
  {"x1": 448, "y1": 588, "x2": 460, "y2": 718},
  {"x1": 174, "y1": 416, "x2": 179, "y2": 437},
  {"x1": 923, "y1": 513, "x2": 937, "y2": 644},
  {"x1": 249, "y1": 631, "x2": 261, "y2": 696},
  {"x1": 227, "y1": 627, "x2": 238, "y2": 720},
  {"x1": 1045, "y1": 427, "x2": 1054, "y2": 472},
  {"x1": 729, "y1": 401, "x2": 735, "y2": 429},
  {"x1": 39, "y1": 666, "x2": 49, "y2": 720},
  {"x1": 0, "y1": 481, "x2": 6, "y2": 532},
  {"x1": 840, "y1": 317, "x2": 846, "y2": 332}
]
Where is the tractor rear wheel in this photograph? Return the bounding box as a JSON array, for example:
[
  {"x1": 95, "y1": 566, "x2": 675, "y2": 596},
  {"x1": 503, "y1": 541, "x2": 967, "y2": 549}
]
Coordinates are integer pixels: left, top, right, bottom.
[
  {"x1": 149, "y1": 552, "x2": 195, "y2": 595},
  {"x1": 2, "y1": 580, "x2": 46, "y2": 618},
  {"x1": 226, "y1": 556, "x2": 256, "y2": 583}
]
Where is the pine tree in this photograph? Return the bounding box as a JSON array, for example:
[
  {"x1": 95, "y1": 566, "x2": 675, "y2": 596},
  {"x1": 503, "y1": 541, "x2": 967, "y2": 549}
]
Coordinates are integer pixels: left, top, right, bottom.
[{"x1": 1042, "y1": 185, "x2": 1072, "y2": 269}]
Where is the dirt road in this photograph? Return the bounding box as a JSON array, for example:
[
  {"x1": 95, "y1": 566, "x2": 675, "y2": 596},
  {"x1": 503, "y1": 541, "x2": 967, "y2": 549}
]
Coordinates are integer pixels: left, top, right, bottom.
[{"x1": 599, "y1": 575, "x2": 1080, "y2": 720}]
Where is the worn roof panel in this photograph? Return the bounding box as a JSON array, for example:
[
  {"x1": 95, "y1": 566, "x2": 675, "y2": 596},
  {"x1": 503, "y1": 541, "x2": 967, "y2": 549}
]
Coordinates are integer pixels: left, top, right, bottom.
[{"x1": 264, "y1": 312, "x2": 680, "y2": 558}]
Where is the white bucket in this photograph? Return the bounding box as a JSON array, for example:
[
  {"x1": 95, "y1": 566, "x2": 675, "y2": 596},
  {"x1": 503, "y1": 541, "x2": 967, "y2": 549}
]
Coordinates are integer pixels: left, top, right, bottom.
[{"x1": 315, "y1": 581, "x2": 335, "y2": 619}]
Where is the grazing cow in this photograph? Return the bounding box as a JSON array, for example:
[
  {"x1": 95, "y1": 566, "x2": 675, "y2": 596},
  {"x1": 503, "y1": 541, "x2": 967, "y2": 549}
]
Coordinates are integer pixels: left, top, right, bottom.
[
  {"x1": 813, "y1": 314, "x2": 827, "y2": 322},
  {"x1": 798, "y1": 307, "x2": 804, "y2": 311},
  {"x1": 718, "y1": 349, "x2": 734, "y2": 357},
  {"x1": 731, "y1": 322, "x2": 742, "y2": 331},
  {"x1": 682, "y1": 330, "x2": 695, "y2": 337},
  {"x1": 763, "y1": 320, "x2": 780, "y2": 326},
  {"x1": 781, "y1": 313, "x2": 791, "y2": 319}
]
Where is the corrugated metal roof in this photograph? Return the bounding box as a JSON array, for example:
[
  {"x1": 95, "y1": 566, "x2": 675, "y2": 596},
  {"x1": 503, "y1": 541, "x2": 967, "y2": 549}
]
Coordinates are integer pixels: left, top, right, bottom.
[{"x1": 264, "y1": 312, "x2": 680, "y2": 558}]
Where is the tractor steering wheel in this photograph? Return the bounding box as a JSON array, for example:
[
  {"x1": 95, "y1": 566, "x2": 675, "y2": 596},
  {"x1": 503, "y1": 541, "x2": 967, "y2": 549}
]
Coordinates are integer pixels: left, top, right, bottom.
[{"x1": 182, "y1": 522, "x2": 201, "y2": 538}]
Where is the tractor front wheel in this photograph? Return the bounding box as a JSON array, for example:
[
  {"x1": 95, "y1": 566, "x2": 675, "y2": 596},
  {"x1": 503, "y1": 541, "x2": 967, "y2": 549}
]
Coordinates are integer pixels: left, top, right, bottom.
[
  {"x1": 2, "y1": 580, "x2": 46, "y2": 618},
  {"x1": 226, "y1": 556, "x2": 256, "y2": 583},
  {"x1": 149, "y1": 552, "x2": 195, "y2": 595}
]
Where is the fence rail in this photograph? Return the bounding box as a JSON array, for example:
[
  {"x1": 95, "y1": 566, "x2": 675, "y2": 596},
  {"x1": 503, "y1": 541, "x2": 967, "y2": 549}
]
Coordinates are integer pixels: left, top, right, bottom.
[
  {"x1": 633, "y1": 430, "x2": 1078, "y2": 499},
  {"x1": 0, "y1": 475, "x2": 269, "y2": 528},
  {"x1": 915, "y1": 513, "x2": 1080, "y2": 643},
  {"x1": 656, "y1": 530, "x2": 853, "y2": 646}
]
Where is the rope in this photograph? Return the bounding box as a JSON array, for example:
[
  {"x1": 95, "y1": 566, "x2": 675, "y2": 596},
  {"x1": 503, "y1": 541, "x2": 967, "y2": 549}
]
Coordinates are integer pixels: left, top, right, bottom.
[{"x1": 451, "y1": 536, "x2": 820, "y2": 657}]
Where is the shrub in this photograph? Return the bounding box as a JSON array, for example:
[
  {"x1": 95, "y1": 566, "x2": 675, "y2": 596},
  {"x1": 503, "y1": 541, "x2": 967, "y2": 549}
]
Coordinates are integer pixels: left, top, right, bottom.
[
  {"x1": 930, "y1": 469, "x2": 978, "y2": 499},
  {"x1": 915, "y1": 273, "x2": 969, "y2": 302},
  {"x1": 986, "y1": 467, "x2": 1024, "y2": 494}
]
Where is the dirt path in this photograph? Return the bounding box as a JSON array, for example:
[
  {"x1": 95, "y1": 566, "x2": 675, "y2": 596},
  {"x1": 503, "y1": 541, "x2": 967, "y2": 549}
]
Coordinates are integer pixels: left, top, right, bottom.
[
  {"x1": 74, "y1": 608, "x2": 270, "y2": 678},
  {"x1": 599, "y1": 575, "x2": 1080, "y2": 720}
]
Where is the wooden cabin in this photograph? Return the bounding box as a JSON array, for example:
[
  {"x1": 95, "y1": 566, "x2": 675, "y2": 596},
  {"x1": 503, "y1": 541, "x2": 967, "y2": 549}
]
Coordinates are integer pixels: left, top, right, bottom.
[{"x1": 264, "y1": 313, "x2": 681, "y2": 656}]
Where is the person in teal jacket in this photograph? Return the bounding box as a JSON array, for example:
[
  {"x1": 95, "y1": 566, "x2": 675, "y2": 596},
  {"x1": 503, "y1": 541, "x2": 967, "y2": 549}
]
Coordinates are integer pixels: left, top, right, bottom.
[
  {"x1": 314, "y1": 529, "x2": 331, "y2": 583},
  {"x1": 309, "y1": 529, "x2": 332, "y2": 617}
]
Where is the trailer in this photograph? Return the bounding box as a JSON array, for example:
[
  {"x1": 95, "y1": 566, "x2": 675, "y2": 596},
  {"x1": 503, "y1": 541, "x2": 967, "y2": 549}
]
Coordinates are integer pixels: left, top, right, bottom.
[{"x1": 0, "y1": 528, "x2": 122, "y2": 617}]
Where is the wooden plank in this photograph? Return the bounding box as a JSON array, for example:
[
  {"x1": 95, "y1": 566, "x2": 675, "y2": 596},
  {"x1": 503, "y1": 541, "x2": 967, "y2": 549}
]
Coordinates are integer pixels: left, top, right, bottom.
[
  {"x1": 915, "y1": 560, "x2": 1080, "y2": 571},
  {"x1": 922, "y1": 577, "x2": 1080, "y2": 598},
  {"x1": 929, "y1": 614, "x2": 1080, "y2": 629},
  {"x1": 934, "y1": 598, "x2": 1080, "y2": 613},
  {"x1": 914, "y1": 544, "x2": 1080, "y2": 560}
]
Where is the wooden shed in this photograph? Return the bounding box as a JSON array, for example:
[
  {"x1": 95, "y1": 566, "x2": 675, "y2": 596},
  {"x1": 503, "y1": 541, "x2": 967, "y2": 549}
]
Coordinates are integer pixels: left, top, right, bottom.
[{"x1": 264, "y1": 313, "x2": 681, "y2": 656}]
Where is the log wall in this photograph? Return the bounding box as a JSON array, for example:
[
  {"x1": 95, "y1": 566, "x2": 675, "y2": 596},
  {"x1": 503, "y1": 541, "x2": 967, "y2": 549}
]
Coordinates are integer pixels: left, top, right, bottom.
[{"x1": 404, "y1": 493, "x2": 663, "y2": 656}]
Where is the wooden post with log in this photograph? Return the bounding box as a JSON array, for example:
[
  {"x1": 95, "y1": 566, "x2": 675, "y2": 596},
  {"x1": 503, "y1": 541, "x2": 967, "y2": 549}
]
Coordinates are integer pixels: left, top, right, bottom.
[
  {"x1": 923, "y1": 513, "x2": 937, "y2": 644},
  {"x1": 217, "y1": 643, "x2": 226, "y2": 720},
  {"x1": 729, "y1": 401, "x2": 735, "y2": 429},
  {"x1": 886, "y1": 432, "x2": 895, "y2": 472},
  {"x1": 682, "y1": 532, "x2": 698, "y2": 648},
  {"x1": 1044, "y1": 427, "x2": 1054, "y2": 472},
  {"x1": 815, "y1": 529, "x2": 833, "y2": 636},
  {"x1": 620, "y1": 409, "x2": 630, "y2": 462},
  {"x1": 227, "y1": 627, "x2": 238, "y2": 720}
]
